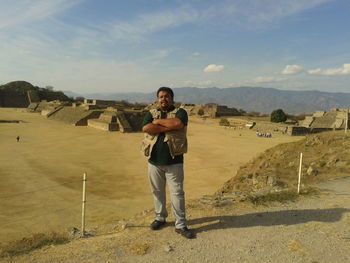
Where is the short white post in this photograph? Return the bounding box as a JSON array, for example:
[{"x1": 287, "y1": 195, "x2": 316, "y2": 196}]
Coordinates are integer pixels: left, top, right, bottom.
[
  {"x1": 297, "y1": 153, "x2": 303, "y2": 194},
  {"x1": 81, "y1": 172, "x2": 87, "y2": 237},
  {"x1": 345, "y1": 109, "x2": 348, "y2": 134}
]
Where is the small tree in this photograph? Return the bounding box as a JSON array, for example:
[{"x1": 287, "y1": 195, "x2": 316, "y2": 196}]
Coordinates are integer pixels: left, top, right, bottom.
[
  {"x1": 197, "y1": 108, "x2": 204, "y2": 116},
  {"x1": 270, "y1": 109, "x2": 287, "y2": 123},
  {"x1": 219, "y1": 118, "x2": 230, "y2": 126}
]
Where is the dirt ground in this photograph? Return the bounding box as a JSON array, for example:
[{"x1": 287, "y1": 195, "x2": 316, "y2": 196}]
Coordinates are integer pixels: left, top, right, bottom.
[
  {"x1": 0, "y1": 108, "x2": 300, "y2": 242},
  {"x1": 3, "y1": 177, "x2": 350, "y2": 263}
]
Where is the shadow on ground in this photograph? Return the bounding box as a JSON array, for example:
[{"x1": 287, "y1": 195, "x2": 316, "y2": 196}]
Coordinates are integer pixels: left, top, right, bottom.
[{"x1": 188, "y1": 208, "x2": 349, "y2": 234}]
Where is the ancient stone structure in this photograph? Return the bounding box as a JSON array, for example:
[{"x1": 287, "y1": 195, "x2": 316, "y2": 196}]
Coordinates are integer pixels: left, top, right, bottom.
[
  {"x1": 286, "y1": 126, "x2": 310, "y2": 136},
  {"x1": 48, "y1": 106, "x2": 103, "y2": 126},
  {"x1": 83, "y1": 99, "x2": 123, "y2": 109},
  {"x1": 253, "y1": 121, "x2": 291, "y2": 135},
  {"x1": 300, "y1": 108, "x2": 349, "y2": 131},
  {"x1": 180, "y1": 103, "x2": 241, "y2": 118},
  {"x1": 27, "y1": 100, "x2": 66, "y2": 117},
  {"x1": 27, "y1": 102, "x2": 39, "y2": 112},
  {"x1": 202, "y1": 104, "x2": 241, "y2": 118},
  {"x1": 121, "y1": 110, "x2": 142, "y2": 131},
  {"x1": 181, "y1": 104, "x2": 203, "y2": 116},
  {"x1": 88, "y1": 108, "x2": 147, "y2": 132},
  {"x1": 88, "y1": 109, "x2": 120, "y2": 131}
]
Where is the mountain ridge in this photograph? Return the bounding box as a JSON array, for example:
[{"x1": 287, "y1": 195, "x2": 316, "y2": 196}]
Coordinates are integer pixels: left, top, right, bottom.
[{"x1": 66, "y1": 86, "x2": 350, "y2": 114}]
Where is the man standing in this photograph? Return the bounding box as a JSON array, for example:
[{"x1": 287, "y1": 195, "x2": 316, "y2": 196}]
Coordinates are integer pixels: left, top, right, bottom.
[{"x1": 142, "y1": 87, "x2": 194, "y2": 239}]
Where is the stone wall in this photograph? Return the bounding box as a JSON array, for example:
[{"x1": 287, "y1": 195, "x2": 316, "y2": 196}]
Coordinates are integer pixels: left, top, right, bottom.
[
  {"x1": 253, "y1": 121, "x2": 290, "y2": 134},
  {"x1": 202, "y1": 104, "x2": 240, "y2": 118},
  {"x1": 123, "y1": 110, "x2": 147, "y2": 131},
  {"x1": 88, "y1": 119, "x2": 119, "y2": 131},
  {"x1": 48, "y1": 106, "x2": 103, "y2": 126}
]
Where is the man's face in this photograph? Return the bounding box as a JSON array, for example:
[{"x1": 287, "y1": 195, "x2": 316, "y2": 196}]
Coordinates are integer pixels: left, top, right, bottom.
[{"x1": 157, "y1": 91, "x2": 174, "y2": 111}]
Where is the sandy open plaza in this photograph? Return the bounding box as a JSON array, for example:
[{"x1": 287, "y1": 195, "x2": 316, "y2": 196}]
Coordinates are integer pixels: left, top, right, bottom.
[{"x1": 0, "y1": 108, "x2": 301, "y2": 242}]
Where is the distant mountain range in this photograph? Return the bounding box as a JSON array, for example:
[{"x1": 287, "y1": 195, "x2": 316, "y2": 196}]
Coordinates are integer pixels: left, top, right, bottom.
[{"x1": 64, "y1": 87, "x2": 350, "y2": 115}]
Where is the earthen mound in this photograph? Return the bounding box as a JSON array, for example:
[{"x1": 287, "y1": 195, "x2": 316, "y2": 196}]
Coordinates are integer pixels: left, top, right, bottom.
[{"x1": 218, "y1": 131, "x2": 350, "y2": 195}]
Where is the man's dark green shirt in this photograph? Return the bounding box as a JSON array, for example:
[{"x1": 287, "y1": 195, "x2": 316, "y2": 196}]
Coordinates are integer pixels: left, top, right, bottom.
[{"x1": 142, "y1": 107, "x2": 188, "y2": 166}]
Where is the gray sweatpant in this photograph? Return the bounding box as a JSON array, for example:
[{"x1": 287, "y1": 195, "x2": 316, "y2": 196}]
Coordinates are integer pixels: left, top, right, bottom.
[{"x1": 147, "y1": 162, "x2": 186, "y2": 229}]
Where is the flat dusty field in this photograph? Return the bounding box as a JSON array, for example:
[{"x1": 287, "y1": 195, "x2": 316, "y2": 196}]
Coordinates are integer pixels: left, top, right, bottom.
[{"x1": 0, "y1": 108, "x2": 301, "y2": 242}]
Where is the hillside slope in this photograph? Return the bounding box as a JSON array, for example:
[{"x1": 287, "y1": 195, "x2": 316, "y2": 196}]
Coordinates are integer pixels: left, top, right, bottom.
[
  {"x1": 219, "y1": 130, "x2": 350, "y2": 196},
  {"x1": 0, "y1": 81, "x2": 70, "y2": 107}
]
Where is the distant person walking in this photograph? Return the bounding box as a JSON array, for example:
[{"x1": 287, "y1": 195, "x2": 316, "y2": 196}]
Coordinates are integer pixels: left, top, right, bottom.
[
  {"x1": 16, "y1": 136, "x2": 20, "y2": 142},
  {"x1": 141, "y1": 87, "x2": 194, "y2": 239}
]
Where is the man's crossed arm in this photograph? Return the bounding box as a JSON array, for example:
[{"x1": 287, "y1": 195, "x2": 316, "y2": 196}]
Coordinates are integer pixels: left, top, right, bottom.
[{"x1": 142, "y1": 118, "x2": 184, "y2": 135}]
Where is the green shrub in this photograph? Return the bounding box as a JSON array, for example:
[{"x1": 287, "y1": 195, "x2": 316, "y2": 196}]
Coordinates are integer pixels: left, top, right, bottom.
[
  {"x1": 219, "y1": 118, "x2": 230, "y2": 126},
  {"x1": 270, "y1": 109, "x2": 287, "y2": 123}
]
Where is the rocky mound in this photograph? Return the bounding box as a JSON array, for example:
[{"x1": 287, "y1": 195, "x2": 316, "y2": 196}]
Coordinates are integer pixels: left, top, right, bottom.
[
  {"x1": 218, "y1": 131, "x2": 350, "y2": 196},
  {"x1": 0, "y1": 81, "x2": 71, "y2": 107}
]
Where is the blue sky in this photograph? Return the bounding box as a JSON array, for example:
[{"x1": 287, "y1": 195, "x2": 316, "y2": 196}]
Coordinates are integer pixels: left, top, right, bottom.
[{"x1": 0, "y1": 0, "x2": 349, "y2": 94}]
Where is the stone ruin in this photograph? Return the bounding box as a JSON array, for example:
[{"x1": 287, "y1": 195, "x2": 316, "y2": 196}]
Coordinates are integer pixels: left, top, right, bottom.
[
  {"x1": 27, "y1": 100, "x2": 67, "y2": 117},
  {"x1": 24, "y1": 97, "x2": 139, "y2": 132},
  {"x1": 180, "y1": 103, "x2": 241, "y2": 118},
  {"x1": 87, "y1": 108, "x2": 147, "y2": 132},
  {"x1": 202, "y1": 104, "x2": 241, "y2": 118},
  {"x1": 144, "y1": 102, "x2": 241, "y2": 118},
  {"x1": 82, "y1": 99, "x2": 119, "y2": 110},
  {"x1": 300, "y1": 108, "x2": 349, "y2": 132},
  {"x1": 250, "y1": 109, "x2": 349, "y2": 136},
  {"x1": 48, "y1": 105, "x2": 103, "y2": 126},
  {"x1": 181, "y1": 104, "x2": 202, "y2": 116},
  {"x1": 26, "y1": 98, "x2": 148, "y2": 132},
  {"x1": 87, "y1": 108, "x2": 120, "y2": 131}
]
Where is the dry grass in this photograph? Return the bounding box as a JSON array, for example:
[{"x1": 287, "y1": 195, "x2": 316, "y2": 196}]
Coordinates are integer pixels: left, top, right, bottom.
[
  {"x1": 0, "y1": 232, "x2": 69, "y2": 258},
  {"x1": 288, "y1": 239, "x2": 308, "y2": 256},
  {"x1": 247, "y1": 187, "x2": 320, "y2": 205},
  {"x1": 123, "y1": 242, "x2": 150, "y2": 255}
]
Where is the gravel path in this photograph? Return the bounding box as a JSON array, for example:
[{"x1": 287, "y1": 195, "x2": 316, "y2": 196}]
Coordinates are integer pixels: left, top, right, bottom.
[{"x1": 3, "y1": 178, "x2": 350, "y2": 263}]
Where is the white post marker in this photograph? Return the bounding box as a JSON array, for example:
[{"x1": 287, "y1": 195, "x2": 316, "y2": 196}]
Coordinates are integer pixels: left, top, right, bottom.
[
  {"x1": 81, "y1": 172, "x2": 87, "y2": 237},
  {"x1": 297, "y1": 153, "x2": 303, "y2": 194},
  {"x1": 345, "y1": 109, "x2": 348, "y2": 134}
]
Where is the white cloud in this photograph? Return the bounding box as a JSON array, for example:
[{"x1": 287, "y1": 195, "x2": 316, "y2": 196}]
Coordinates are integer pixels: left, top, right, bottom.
[
  {"x1": 109, "y1": 7, "x2": 199, "y2": 43},
  {"x1": 0, "y1": 0, "x2": 82, "y2": 31},
  {"x1": 307, "y1": 64, "x2": 350, "y2": 76},
  {"x1": 203, "y1": 64, "x2": 224, "y2": 73},
  {"x1": 184, "y1": 80, "x2": 213, "y2": 87},
  {"x1": 192, "y1": 52, "x2": 201, "y2": 56},
  {"x1": 281, "y1": 65, "x2": 304, "y2": 75},
  {"x1": 137, "y1": 49, "x2": 173, "y2": 64},
  {"x1": 222, "y1": 0, "x2": 333, "y2": 29},
  {"x1": 103, "y1": 1, "x2": 334, "y2": 42},
  {"x1": 250, "y1": 76, "x2": 287, "y2": 83}
]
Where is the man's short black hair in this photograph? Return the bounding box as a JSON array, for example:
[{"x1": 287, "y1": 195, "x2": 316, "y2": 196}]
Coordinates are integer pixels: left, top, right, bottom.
[{"x1": 157, "y1": 87, "x2": 174, "y2": 99}]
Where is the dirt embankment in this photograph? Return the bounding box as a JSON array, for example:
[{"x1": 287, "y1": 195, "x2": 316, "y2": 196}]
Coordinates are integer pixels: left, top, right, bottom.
[{"x1": 219, "y1": 131, "x2": 350, "y2": 196}]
